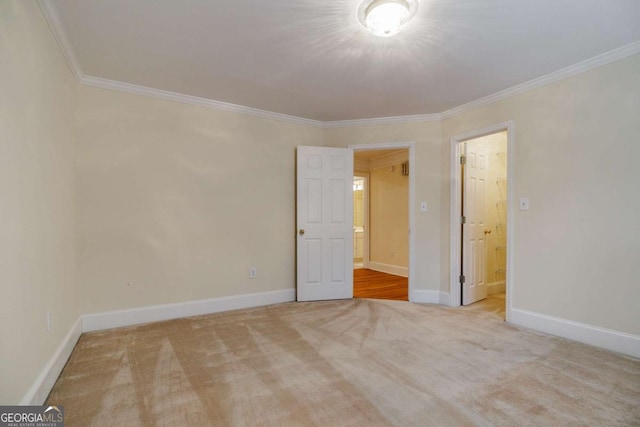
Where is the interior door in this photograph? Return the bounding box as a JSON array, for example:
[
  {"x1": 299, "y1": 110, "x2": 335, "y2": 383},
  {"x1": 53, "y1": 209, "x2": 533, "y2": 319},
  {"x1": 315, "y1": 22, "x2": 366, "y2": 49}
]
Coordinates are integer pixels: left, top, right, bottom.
[
  {"x1": 462, "y1": 140, "x2": 488, "y2": 305},
  {"x1": 297, "y1": 146, "x2": 354, "y2": 301}
]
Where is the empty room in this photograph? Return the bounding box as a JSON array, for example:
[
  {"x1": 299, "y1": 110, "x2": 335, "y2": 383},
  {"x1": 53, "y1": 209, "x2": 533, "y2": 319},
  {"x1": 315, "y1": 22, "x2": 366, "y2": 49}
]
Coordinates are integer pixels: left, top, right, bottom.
[{"x1": 1, "y1": 0, "x2": 639, "y2": 425}]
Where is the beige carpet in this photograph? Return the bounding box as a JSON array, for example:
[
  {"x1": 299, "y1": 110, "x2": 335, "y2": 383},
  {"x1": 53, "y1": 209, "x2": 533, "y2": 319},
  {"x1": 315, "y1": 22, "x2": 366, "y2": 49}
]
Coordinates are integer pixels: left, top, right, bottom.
[{"x1": 47, "y1": 298, "x2": 639, "y2": 426}]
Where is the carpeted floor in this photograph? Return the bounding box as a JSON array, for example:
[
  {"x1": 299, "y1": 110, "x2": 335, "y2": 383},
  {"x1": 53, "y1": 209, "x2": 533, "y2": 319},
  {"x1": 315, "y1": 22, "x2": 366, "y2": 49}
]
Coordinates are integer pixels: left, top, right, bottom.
[{"x1": 47, "y1": 299, "x2": 639, "y2": 426}]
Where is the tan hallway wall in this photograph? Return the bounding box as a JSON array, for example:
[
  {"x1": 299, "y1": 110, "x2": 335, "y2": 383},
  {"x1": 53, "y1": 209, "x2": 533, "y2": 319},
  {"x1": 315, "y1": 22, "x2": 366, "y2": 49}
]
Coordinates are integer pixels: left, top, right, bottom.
[
  {"x1": 0, "y1": 1, "x2": 79, "y2": 403},
  {"x1": 369, "y1": 156, "x2": 409, "y2": 271}
]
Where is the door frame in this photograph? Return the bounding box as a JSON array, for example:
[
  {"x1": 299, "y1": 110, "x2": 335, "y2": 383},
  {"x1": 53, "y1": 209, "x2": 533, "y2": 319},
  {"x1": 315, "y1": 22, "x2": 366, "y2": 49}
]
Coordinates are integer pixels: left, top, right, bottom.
[
  {"x1": 449, "y1": 122, "x2": 514, "y2": 320},
  {"x1": 353, "y1": 173, "x2": 370, "y2": 269},
  {"x1": 349, "y1": 141, "x2": 416, "y2": 302}
]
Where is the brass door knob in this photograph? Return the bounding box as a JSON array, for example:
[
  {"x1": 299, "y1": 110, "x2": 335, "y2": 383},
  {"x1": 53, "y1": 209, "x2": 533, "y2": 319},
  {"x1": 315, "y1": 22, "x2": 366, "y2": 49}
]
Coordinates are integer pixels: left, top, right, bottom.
[{"x1": 299, "y1": 229, "x2": 305, "y2": 235}]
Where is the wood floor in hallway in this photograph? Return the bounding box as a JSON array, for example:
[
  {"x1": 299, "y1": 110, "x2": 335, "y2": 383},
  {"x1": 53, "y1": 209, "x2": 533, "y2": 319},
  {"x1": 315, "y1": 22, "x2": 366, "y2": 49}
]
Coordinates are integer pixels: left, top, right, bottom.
[
  {"x1": 463, "y1": 292, "x2": 506, "y2": 320},
  {"x1": 353, "y1": 268, "x2": 408, "y2": 301}
]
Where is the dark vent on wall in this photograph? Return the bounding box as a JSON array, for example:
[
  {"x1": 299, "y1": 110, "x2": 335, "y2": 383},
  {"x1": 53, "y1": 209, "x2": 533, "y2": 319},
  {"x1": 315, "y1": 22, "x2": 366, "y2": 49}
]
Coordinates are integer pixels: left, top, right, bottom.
[{"x1": 402, "y1": 161, "x2": 409, "y2": 176}]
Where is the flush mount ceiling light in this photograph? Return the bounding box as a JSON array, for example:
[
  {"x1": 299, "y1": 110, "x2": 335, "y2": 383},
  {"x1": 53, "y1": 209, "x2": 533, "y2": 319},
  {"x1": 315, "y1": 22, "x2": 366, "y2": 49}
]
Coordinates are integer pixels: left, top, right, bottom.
[{"x1": 358, "y1": 0, "x2": 418, "y2": 37}]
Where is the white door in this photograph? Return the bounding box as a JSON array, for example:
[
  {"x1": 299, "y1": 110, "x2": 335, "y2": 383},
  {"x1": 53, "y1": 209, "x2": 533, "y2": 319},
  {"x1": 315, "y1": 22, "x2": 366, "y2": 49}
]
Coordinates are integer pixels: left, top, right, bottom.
[
  {"x1": 462, "y1": 141, "x2": 488, "y2": 305},
  {"x1": 297, "y1": 146, "x2": 354, "y2": 301}
]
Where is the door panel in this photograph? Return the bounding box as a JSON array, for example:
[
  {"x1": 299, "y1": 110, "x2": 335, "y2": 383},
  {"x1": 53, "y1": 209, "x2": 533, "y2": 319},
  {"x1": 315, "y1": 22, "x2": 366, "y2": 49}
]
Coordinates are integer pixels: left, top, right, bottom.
[
  {"x1": 297, "y1": 146, "x2": 353, "y2": 301},
  {"x1": 463, "y1": 141, "x2": 488, "y2": 305}
]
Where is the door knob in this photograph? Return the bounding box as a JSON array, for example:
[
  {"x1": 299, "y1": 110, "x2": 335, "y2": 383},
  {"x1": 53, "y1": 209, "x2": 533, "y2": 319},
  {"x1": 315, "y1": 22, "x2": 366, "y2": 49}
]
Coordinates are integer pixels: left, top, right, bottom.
[{"x1": 299, "y1": 229, "x2": 305, "y2": 235}]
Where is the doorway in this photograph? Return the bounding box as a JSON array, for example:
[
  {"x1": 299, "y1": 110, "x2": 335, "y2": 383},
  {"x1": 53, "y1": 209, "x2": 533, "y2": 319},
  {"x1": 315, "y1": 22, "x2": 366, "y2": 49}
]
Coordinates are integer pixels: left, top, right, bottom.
[
  {"x1": 350, "y1": 144, "x2": 413, "y2": 301},
  {"x1": 295, "y1": 142, "x2": 416, "y2": 303},
  {"x1": 450, "y1": 123, "x2": 513, "y2": 320}
]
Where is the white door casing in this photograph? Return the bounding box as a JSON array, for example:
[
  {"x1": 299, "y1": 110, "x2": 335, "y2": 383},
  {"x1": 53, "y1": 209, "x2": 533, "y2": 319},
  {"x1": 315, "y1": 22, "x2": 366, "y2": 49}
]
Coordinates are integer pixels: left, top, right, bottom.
[
  {"x1": 350, "y1": 141, "x2": 415, "y2": 302},
  {"x1": 297, "y1": 146, "x2": 354, "y2": 301},
  {"x1": 450, "y1": 121, "x2": 513, "y2": 319},
  {"x1": 462, "y1": 140, "x2": 488, "y2": 305}
]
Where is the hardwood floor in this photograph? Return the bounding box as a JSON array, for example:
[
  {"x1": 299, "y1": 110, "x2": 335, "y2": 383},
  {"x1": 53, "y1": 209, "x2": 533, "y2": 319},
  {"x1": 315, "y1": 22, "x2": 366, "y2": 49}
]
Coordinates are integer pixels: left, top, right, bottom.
[
  {"x1": 463, "y1": 293, "x2": 506, "y2": 320},
  {"x1": 354, "y1": 268, "x2": 408, "y2": 301}
]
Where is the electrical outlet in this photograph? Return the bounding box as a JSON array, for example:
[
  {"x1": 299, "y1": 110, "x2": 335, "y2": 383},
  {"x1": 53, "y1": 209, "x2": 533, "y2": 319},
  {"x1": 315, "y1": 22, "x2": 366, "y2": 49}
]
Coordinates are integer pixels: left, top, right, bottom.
[
  {"x1": 47, "y1": 311, "x2": 52, "y2": 332},
  {"x1": 249, "y1": 267, "x2": 257, "y2": 279}
]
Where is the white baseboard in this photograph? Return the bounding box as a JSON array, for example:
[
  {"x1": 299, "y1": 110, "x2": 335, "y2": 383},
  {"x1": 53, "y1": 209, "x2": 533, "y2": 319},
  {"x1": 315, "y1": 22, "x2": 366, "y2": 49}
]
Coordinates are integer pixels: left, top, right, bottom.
[
  {"x1": 487, "y1": 281, "x2": 506, "y2": 295},
  {"x1": 369, "y1": 261, "x2": 408, "y2": 278},
  {"x1": 412, "y1": 289, "x2": 450, "y2": 305},
  {"x1": 82, "y1": 288, "x2": 296, "y2": 332},
  {"x1": 20, "y1": 318, "x2": 82, "y2": 405},
  {"x1": 510, "y1": 308, "x2": 640, "y2": 359}
]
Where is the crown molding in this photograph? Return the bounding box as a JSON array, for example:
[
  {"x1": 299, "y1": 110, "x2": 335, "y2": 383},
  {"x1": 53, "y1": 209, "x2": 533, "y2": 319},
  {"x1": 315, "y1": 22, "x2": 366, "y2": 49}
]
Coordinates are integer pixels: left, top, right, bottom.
[
  {"x1": 79, "y1": 41, "x2": 640, "y2": 128},
  {"x1": 324, "y1": 113, "x2": 441, "y2": 128},
  {"x1": 439, "y1": 40, "x2": 640, "y2": 120},
  {"x1": 80, "y1": 76, "x2": 325, "y2": 128},
  {"x1": 37, "y1": 0, "x2": 83, "y2": 82},
  {"x1": 38, "y1": 0, "x2": 640, "y2": 129}
]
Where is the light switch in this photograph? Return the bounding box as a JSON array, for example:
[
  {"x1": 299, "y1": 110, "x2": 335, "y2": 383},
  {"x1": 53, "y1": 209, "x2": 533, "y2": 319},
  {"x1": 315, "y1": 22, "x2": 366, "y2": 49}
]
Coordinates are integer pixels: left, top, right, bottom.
[
  {"x1": 519, "y1": 197, "x2": 529, "y2": 211},
  {"x1": 420, "y1": 201, "x2": 428, "y2": 212}
]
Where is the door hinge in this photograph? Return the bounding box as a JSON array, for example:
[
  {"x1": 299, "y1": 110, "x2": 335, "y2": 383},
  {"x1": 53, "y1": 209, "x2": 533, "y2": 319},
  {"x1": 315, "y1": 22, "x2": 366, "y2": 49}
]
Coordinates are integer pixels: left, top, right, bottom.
[
  {"x1": 460, "y1": 155, "x2": 466, "y2": 165},
  {"x1": 460, "y1": 216, "x2": 466, "y2": 224},
  {"x1": 459, "y1": 275, "x2": 466, "y2": 284}
]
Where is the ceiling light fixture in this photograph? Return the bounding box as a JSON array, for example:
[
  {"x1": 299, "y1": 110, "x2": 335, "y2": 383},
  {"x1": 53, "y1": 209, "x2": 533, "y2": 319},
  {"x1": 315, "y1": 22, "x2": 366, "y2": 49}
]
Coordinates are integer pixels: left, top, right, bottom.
[{"x1": 358, "y1": 0, "x2": 418, "y2": 37}]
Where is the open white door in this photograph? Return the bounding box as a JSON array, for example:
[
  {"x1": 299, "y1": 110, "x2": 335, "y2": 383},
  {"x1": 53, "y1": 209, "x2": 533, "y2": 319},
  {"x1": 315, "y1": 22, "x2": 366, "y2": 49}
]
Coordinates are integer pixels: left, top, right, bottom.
[
  {"x1": 297, "y1": 146, "x2": 353, "y2": 301},
  {"x1": 462, "y1": 141, "x2": 488, "y2": 305}
]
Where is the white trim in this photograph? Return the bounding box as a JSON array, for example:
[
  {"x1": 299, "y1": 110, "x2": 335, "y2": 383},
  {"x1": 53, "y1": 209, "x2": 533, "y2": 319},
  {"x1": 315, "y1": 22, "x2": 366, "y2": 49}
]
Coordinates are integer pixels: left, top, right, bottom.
[
  {"x1": 413, "y1": 290, "x2": 450, "y2": 305},
  {"x1": 325, "y1": 113, "x2": 441, "y2": 128},
  {"x1": 37, "y1": 0, "x2": 83, "y2": 82},
  {"x1": 349, "y1": 142, "x2": 416, "y2": 302},
  {"x1": 449, "y1": 122, "x2": 515, "y2": 323},
  {"x1": 368, "y1": 261, "x2": 408, "y2": 278},
  {"x1": 82, "y1": 289, "x2": 295, "y2": 332},
  {"x1": 80, "y1": 76, "x2": 324, "y2": 128},
  {"x1": 439, "y1": 41, "x2": 640, "y2": 120},
  {"x1": 510, "y1": 309, "x2": 640, "y2": 359},
  {"x1": 37, "y1": 0, "x2": 640, "y2": 129},
  {"x1": 20, "y1": 318, "x2": 82, "y2": 405},
  {"x1": 77, "y1": 41, "x2": 640, "y2": 127}
]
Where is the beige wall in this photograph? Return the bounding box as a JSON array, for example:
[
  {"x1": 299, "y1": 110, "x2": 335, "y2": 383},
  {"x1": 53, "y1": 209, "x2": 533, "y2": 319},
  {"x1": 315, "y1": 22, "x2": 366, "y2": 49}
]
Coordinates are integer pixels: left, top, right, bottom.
[
  {"x1": 76, "y1": 85, "x2": 324, "y2": 314},
  {"x1": 442, "y1": 54, "x2": 640, "y2": 335},
  {"x1": 369, "y1": 157, "x2": 409, "y2": 268},
  {"x1": 325, "y1": 122, "x2": 443, "y2": 290},
  {"x1": 0, "y1": 2, "x2": 78, "y2": 403}
]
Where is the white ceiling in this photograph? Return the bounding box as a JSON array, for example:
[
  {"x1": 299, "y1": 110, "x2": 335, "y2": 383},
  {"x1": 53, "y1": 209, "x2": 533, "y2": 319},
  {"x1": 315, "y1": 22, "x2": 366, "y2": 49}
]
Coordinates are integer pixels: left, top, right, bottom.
[{"x1": 50, "y1": 0, "x2": 640, "y2": 122}]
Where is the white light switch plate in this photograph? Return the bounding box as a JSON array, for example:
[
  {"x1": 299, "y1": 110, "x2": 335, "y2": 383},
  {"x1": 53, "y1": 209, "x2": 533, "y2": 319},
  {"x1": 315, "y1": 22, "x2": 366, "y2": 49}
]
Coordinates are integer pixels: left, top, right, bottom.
[
  {"x1": 420, "y1": 201, "x2": 428, "y2": 212},
  {"x1": 519, "y1": 197, "x2": 529, "y2": 211}
]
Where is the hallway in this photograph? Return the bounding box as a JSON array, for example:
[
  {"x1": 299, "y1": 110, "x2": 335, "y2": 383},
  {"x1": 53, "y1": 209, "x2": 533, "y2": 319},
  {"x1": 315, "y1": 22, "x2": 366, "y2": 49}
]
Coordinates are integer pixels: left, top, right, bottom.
[{"x1": 353, "y1": 269, "x2": 408, "y2": 301}]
